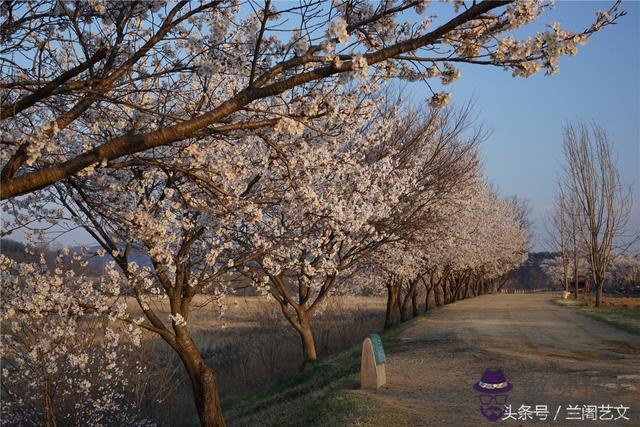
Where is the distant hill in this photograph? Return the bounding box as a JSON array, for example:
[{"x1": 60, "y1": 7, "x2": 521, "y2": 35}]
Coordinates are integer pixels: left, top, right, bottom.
[
  {"x1": 71, "y1": 244, "x2": 153, "y2": 270},
  {"x1": 0, "y1": 239, "x2": 151, "y2": 274},
  {"x1": 0, "y1": 239, "x2": 39, "y2": 263}
]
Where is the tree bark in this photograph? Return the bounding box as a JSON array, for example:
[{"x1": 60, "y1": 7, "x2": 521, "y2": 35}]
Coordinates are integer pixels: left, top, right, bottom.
[
  {"x1": 443, "y1": 280, "x2": 451, "y2": 304},
  {"x1": 385, "y1": 278, "x2": 401, "y2": 329},
  {"x1": 592, "y1": 267, "x2": 605, "y2": 308},
  {"x1": 400, "y1": 279, "x2": 416, "y2": 322},
  {"x1": 472, "y1": 281, "x2": 477, "y2": 297},
  {"x1": 177, "y1": 336, "x2": 226, "y2": 427},
  {"x1": 43, "y1": 376, "x2": 57, "y2": 427},
  {"x1": 423, "y1": 272, "x2": 433, "y2": 310},
  {"x1": 451, "y1": 278, "x2": 462, "y2": 301},
  {"x1": 297, "y1": 318, "x2": 318, "y2": 363},
  {"x1": 595, "y1": 285, "x2": 602, "y2": 308},
  {"x1": 425, "y1": 285, "x2": 433, "y2": 312},
  {"x1": 411, "y1": 285, "x2": 420, "y2": 317},
  {"x1": 572, "y1": 211, "x2": 580, "y2": 300}
]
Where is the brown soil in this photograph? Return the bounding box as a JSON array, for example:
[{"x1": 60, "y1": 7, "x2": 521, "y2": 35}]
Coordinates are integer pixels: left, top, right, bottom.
[{"x1": 355, "y1": 293, "x2": 640, "y2": 426}]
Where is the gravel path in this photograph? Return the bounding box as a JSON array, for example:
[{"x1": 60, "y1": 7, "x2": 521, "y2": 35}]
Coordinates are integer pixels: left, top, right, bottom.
[{"x1": 358, "y1": 293, "x2": 640, "y2": 426}]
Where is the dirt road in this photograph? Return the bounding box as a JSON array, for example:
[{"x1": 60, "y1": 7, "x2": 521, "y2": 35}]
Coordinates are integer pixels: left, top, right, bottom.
[{"x1": 359, "y1": 293, "x2": 640, "y2": 426}]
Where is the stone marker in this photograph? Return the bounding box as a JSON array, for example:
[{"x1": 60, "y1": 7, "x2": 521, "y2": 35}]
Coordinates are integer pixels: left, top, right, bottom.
[{"x1": 360, "y1": 333, "x2": 386, "y2": 389}]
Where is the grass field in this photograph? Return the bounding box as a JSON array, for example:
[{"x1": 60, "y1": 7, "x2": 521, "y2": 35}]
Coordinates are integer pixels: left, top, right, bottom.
[
  {"x1": 554, "y1": 296, "x2": 640, "y2": 335},
  {"x1": 127, "y1": 295, "x2": 388, "y2": 425},
  {"x1": 222, "y1": 310, "x2": 433, "y2": 427}
]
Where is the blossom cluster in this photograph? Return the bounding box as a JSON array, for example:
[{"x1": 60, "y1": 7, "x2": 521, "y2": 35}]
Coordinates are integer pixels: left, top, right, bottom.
[
  {"x1": 0, "y1": 0, "x2": 620, "y2": 188},
  {"x1": 0, "y1": 253, "x2": 149, "y2": 425}
]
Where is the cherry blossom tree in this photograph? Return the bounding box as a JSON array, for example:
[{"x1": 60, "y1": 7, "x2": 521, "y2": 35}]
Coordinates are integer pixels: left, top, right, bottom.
[
  {"x1": 369, "y1": 173, "x2": 529, "y2": 328},
  {"x1": 540, "y1": 252, "x2": 590, "y2": 291},
  {"x1": 0, "y1": 0, "x2": 623, "y2": 199},
  {"x1": 9, "y1": 77, "x2": 404, "y2": 422},
  {"x1": 0, "y1": 251, "x2": 151, "y2": 426},
  {"x1": 607, "y1": 253, "x2": 640, "y2": 289},
  {"x1": 540, "y1": 255, "x2": 566, "y2": 290},
  {"x1": 231, "y1": 96, "x2": 413, "y2": 364},
  {"x1": 361, "y1": 105, "x2": 484, "y2": 327},
  {"x1": 435, "y1": 182, "x2": 528, "y2": 299},
  {"x1": 235, "y1": 100, "x2": 491, "y2": 360},
  {"x1": 45, "y1": 161, "x2": 256, "y2": 427}
]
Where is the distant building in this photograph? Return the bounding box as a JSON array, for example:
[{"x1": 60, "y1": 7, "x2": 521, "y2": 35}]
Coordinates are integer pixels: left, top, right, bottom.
[{"x1": 569, "y1": 275, "x2": 590, "y2": 295}]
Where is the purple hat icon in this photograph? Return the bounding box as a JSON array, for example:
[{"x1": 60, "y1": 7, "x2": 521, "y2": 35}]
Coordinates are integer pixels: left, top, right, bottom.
[{"x1": 473, "y1": 369, "x2": 513, "y2": 394}]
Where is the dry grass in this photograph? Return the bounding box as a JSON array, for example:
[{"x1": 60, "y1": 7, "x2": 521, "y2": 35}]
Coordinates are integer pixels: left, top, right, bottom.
[
  {"x1": 126, "y1": 295, "x2": 387, "y2": 425},
  {"x1": 555, "y1": 296, "x2": 640, "y2": 335},
  {"x1": 584, "y1": 295, "x2": 640, "y2": 309},
  {"x1": 223, "y1": 310, "x2": 428, "y2": 427}
]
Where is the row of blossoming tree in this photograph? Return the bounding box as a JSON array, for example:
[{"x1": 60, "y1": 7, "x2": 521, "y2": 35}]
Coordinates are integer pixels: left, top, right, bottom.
[{"x1": 0, "y1": 1, "x2": 623, "y2": 425}]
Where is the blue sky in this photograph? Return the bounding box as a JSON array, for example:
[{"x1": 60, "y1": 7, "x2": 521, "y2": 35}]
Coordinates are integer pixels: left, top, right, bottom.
[{"x1": 432, "y1": 1, "x2": 640, "y2": 250}]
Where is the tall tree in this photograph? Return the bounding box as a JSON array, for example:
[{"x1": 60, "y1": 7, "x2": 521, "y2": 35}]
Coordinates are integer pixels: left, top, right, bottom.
[
  {"x1": 546, "y1": 185, "x2": 571, "y2": 292},
  {"x1": 560, "y1": 122, "x2": 636, "y2": 307}
]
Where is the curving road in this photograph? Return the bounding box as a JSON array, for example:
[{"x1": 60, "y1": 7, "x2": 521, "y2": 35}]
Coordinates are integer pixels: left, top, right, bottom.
[{"x1": 359, "y1": 293, "x2": 640, "y2": 426}]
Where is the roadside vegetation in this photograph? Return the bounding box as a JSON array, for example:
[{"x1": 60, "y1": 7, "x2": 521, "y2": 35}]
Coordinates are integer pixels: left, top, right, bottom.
[
  {"x1": 554, "y1": 297, "x2": 640, "y2": 335},
  {"x1": 223, "y1": 312, "x2": 432, "y2": 427}
]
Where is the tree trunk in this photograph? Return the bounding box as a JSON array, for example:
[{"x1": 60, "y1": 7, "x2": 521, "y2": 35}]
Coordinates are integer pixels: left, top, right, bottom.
[
  {"x1": 436, "y1": 281, "x2": 446, "y2": 306},
  {"x1": 425, "y1": 286, "x2": 433, "y2": 311},
  {"x1": 43, "y1": 376, "x2": 57, "y2": 427},
  {"x1": 451, "y1": 280, "x2": 460, "y2": 302},
  {"x1": 562, "y1": 257, "x2": 569, "y2": 292},
  {"x1": 572, "y1": 206, "x2": 579, "y2": 299},
  {"x1": 385, "y1": 280, "x2": 401, "y2": 329},
  {"x1": 177, "y1": 336, "x2": 226, "y2": 427},
  {"x1": 400, "y1": 280, "x2": 416, "y2": 322},
  {"x1": 400, "y1": 295, "x2": 410, "y2": 322},
  {"x1": 411, "y1": 285, "x2": 420, "y2": 317},
  {"x1": 593, "y1": 270, "x2": 604, "y2": 308},
  {"x1": 443, "y1": 281, "x2": 451, "y2": 304},
  {"x1": 297, "y1": 319, "x2": 318, "y2": 363},
  {"x1": 595, "y1": 285, "x2": 602, "y2": 308}
]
